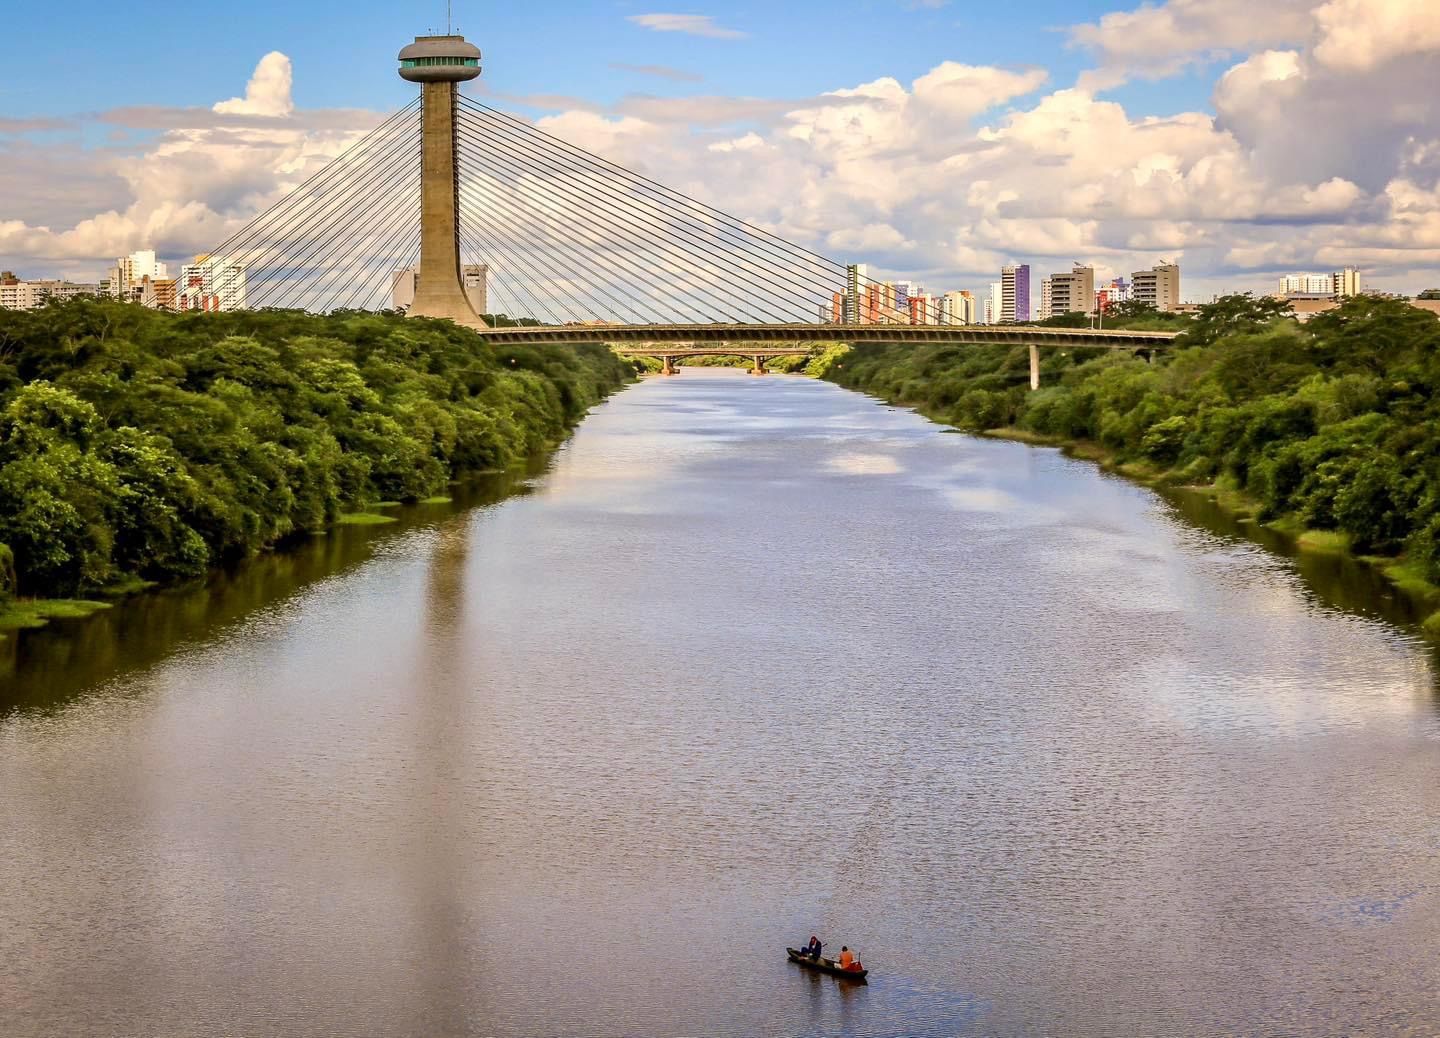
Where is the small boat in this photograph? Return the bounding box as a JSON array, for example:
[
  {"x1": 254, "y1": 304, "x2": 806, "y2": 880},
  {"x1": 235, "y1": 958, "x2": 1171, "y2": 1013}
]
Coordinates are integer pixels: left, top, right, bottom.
[{"x1": 786, "y1": 947, "x2": 869, "y2": 982}]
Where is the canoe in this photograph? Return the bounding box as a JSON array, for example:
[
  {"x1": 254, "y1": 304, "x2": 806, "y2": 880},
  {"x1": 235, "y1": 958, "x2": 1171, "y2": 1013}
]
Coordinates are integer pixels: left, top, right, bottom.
[{"x1": 786, "y1": 947, "x2": 869, "y2": 982}]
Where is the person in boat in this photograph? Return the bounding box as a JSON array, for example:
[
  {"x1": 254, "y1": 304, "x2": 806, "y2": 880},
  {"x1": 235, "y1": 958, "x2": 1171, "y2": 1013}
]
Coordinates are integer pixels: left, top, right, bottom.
[
  {"x1": 805, "y1": 935, "x2": 822, "y2": 960},
  {"x1": 838, "y1": 946, "x2": 860, "y2": 971}
]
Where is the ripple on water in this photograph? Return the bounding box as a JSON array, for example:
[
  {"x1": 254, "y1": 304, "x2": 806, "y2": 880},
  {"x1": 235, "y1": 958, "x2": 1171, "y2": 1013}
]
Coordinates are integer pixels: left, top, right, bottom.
[{"x1": 1, "y1": 370, "x2": 1438, "y2": 1037}]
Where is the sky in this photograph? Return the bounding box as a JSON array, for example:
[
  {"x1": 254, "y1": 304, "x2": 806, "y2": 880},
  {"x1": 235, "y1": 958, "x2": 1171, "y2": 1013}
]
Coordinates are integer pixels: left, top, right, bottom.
[{"x1": 2, "y1": 0, "x2": 1439, "y2": 301}]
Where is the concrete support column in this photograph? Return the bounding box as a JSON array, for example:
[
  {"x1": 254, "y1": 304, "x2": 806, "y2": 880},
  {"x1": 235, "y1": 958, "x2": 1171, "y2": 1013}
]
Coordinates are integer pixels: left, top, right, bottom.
[
  {"x1": 751, "y1": 356, "x2": 767, "y2": 376},
  {"x1": 409, "y1": 81, "x2": 484, "y2": 327},
  {"x1": 1029, "y1": 343, "x2": 1040, "y2": 391},
  {"x1": 661, "y1": 356, "x2": 677, "y2": 376}
]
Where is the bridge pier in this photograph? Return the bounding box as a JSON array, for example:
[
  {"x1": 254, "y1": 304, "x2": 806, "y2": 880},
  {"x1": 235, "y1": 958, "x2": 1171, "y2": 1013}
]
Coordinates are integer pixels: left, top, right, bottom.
[
  {"x1": 661, "y1": 356, "x2": 678, "y2": 376},
  {"x1": 1029, "y1": 343, "x2": 1040, "y2": 391},
  {"x1": 751, "y1": 355, "x2": 768, "y2": 376}
]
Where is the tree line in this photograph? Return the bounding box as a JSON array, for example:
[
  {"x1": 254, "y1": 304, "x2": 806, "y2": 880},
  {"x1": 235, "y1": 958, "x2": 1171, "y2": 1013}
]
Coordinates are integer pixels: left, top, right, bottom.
[
  {"x1": 822, "y1": 295, "x2": 1440, "y2": 585},
  {"x1": 0, "y1": 301, "x2": 632, "y2": 601}
]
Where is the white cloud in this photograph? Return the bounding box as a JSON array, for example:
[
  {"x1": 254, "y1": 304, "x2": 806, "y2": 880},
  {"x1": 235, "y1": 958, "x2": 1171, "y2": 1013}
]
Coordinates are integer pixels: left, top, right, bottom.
[
  {"x1": 213, "y1": 52, "x2": 294, "y2": 117},
  {"x1": 0, "y1": 53, "x2": 379, "y2": 273},
  {"x1": 1069, "y1": 0, "x2": 1315, "y2": 83},
  {"x1": 627, "y1": 14, "x2": 746, "y2": 39},
  {"x1": 4, "y1": 3, "x2": 1440, "y2": 300},
  {"x1": 1312, "y1": 0, "x2": 1440, "y2": 71}
]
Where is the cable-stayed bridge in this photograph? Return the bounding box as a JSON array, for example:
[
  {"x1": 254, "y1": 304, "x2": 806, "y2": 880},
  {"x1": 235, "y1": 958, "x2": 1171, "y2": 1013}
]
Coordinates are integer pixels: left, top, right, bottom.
[{"x1": 192, "y1": 32, "x2": 1177, "y2": 380}]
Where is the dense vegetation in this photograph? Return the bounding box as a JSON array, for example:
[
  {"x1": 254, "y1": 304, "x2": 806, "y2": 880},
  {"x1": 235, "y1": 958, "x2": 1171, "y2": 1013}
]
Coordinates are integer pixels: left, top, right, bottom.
[
  {"x1": 822, "y1": 295, "x2": 1440, "y2": 590},
  {"x1": 0, "y1": 301, "x2": 632, "y2": 602}
]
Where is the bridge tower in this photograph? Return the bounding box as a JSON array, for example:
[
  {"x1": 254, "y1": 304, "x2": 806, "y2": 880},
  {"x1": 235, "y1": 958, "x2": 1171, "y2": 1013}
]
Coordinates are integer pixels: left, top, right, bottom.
[{"x1": 398, "y1": 34, "x2": 486, "y2": 327}]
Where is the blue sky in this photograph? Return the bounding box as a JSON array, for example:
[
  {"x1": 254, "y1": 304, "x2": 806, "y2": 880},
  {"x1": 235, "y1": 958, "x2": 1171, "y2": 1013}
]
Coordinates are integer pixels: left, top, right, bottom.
[
  {"x1": 0, "y1": 1, "x2": 1213, "y2": 122},
  {"x1": 3, "y1": 0, "x2": 1438, "y2": 297}
]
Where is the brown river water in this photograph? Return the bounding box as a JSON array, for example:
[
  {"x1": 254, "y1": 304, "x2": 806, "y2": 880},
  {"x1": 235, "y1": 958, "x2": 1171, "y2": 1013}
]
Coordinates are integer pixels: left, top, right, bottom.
[{"x1": 3, "y1": 368, "x2": 1439, "y2": 1036}]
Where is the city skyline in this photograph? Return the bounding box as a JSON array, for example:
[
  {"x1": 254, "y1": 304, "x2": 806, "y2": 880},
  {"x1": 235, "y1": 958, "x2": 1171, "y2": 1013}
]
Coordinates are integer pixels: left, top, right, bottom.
[{"x1": 1, "y1": 1, "x2": 1437, "y2": 302}]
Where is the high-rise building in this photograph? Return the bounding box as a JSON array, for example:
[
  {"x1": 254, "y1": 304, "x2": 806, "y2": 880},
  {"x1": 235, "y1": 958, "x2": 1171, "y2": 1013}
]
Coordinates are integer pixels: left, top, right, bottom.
[
  {"x1": 121, "y1": 249, "x2": 167, "y2": 284},
  {"x1": 893, "y1": 281, "x2": 914, "y2": 313},
  {"x1": 1132, "y1": 263, "x2": 1180, "y2": 312},
  {"x1": 1001, "y1": 264, "x2": 1030, "y2": 322},
  {"x1": 871, "y1": 281, "x2": 907, "y2": 323},
  {"x1": 1041, "y1": 265, "x2": 1095, "y2": 319},
  {"x1": 843, "y1": 263, "x2": 867, "y2": 324},
  {"x1": 909, "y1": 293, "x2": 938, "y2": 325},
  {"x1": 107, "y1": 249, "x2": 170, "y2": 302},
  {"x1": 985, "y1": 281, "x2": 1003, "y2": 325},
  {"x1": 1332, "y1": 267, "x2": 1361, "y2": 298},
  {"x1": 862, "y1": 282, "x2": 883, "y2": 324},
  {"x1": 179, "y1": 254, "x2": 247, "y2": 312},
  {"x1": 939, "y1": 290, "x2": 975, "y2": 325}
]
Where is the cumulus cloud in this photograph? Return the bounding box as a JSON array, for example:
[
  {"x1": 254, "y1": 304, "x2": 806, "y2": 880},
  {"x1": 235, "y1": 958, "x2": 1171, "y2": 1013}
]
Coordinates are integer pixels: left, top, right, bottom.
[
  {"x1": 0, "y1": 52, "x2": 380, "y2": 275},
  {"x1": 4, "y1": 1, "x2": 1440, "y2": 299},
  {"x1": 1069, "y1": 0, "x2": 1315, "y2": 84},
  {"x1": 213, "y1": 52, "x2": 295, "y2": 117},
  {"x1": 518, "y1": 4, "x2": 1440, "y2": 295},
  {"x1": 1312, "y1": 0, "x2": 1440, "y2": 70}
]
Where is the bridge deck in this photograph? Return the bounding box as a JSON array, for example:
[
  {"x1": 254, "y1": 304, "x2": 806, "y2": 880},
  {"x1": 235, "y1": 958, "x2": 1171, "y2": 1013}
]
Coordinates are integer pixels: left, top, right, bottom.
[{"x1": 479, "y1": 323, "x2": 1178, "y2": 350}]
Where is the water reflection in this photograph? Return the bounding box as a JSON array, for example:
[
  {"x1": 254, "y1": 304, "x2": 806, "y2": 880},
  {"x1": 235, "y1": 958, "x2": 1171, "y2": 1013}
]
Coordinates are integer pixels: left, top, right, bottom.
[
  {"x1": 1, "y1": 370, "x2": 1438, "y2": 1036},
  {"x1": 0, "y1": 464, "x2": 544, "y2": 716}
]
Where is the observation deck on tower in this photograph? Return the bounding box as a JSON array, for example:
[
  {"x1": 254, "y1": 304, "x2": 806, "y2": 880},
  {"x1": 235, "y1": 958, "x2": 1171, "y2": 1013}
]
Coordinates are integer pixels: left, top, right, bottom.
[
  {"x1": 180, "y1": 34, "x2": 1181, "y2": 370},
  {"x1": 398, "y1": 36, "x2": 481, "y2": 82}
]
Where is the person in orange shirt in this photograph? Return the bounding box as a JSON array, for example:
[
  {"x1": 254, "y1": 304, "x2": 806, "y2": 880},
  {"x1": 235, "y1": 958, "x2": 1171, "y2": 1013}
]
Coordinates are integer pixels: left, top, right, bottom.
[{"x1": 838, "y1": 946, "x2": 856, "y2": 970}]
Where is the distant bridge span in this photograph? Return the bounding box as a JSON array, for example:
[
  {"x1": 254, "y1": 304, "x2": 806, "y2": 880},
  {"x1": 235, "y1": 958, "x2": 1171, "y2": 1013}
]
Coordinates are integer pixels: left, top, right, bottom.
[
  {"x1": 481, "y1": 323, "x2": 1176, "y2": 348},
  {"x1": 482, "y1": 324, "x2": 1180, "y2": 386}
]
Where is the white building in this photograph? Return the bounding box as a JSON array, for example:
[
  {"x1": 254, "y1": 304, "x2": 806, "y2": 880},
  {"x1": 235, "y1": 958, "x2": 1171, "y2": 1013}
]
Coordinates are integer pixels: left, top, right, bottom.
[
  {"x1": 106, "y1": 249, "x2": 170, "y2": 302},
  {"x1": 939, "y1": 291, "x2": 976, "y2": 325},
  {"x1": 1132, "y1": 263, "x2": 1181, "y2": 312},
  {"x1": 179, "y1": 254, "x2": 248, "y2": 312},
  {"x1": 1096, "y1": 277, "x2": 1130, "y2": 311},
  {"x1": 1279, "y1": 272, "x2": 1333, "y2": 296},
  {"x1": 984, "y1": 281, "x2": 1003, "y2": 325},
  {"x1": 0, "y1": 277, "x2": 102, "y2": 310},
  {"x1": 461, "y1": 264, "x2": 488, "y2": 315}
]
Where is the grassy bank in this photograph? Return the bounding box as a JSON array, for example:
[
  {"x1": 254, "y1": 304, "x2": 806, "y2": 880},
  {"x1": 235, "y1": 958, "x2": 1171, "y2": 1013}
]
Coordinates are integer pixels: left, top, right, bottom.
[
  {"x1": 0, "y1": 597, "x2": 112, "y2": 634},
  {"x1": 818, "y1": 295, "x2": 1440, "y2": 637},
  {"x1": 0, "y1": 300, "x2": 634, "y2": 616}
]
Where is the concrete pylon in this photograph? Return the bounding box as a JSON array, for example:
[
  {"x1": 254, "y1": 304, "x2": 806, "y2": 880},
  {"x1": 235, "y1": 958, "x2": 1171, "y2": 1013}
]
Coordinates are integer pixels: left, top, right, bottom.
[
  {"x1": 399, "y1": 36, "x2": 487, "y2": 329},
  {"x1": 1029, "y1": 343, "x2": 1040, "y2": 391}
]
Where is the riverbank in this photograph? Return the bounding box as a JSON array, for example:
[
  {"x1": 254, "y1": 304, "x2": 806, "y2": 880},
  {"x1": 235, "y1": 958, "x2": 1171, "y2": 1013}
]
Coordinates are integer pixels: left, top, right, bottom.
[
  {"x1": 0, "y1": 300, "x2": 634, "y2": 619},
  {"x1": 817, "y1": 296, "x2": 1440, "y2": 642},
  {"x1": 8, "y1": 364, "x2": 1438, "y2": 1037},
  {"x1": 990, "y1": 427, "x2": 1440, "y2": 637}
]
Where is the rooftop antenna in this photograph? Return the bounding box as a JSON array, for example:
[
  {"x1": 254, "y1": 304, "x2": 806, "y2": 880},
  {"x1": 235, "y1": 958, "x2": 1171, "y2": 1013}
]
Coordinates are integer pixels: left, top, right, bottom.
[{"x1": 447, "y1": 0, "x2": 452, "y2": 34}]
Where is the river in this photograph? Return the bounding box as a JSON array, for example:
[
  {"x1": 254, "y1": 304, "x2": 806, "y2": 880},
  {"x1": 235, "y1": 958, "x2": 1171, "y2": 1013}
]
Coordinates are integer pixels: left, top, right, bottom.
[{"x1": 3, "y1": 368, "x2": 1438, "y2": 1036}]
